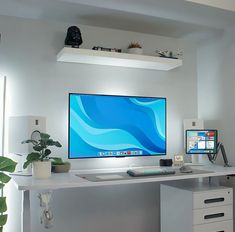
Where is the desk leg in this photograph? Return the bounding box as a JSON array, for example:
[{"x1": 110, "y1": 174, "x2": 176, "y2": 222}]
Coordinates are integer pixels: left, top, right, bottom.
[{"x1": 21, "y1": 190, "x2": 31, "y2": 232}]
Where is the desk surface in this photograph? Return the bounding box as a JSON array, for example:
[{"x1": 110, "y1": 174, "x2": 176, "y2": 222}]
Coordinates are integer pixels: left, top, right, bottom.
[{"x1": 12, "y1": 165, "x2": 235, "y2": 191}]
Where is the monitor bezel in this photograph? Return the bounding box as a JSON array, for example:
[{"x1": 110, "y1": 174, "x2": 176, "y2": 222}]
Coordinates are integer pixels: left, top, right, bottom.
[
  {"x1": 185, "y1": 129, "x2": 218, "y2": 155},
  {"x1": 68, "y1": 93, "x2": 167, "y2": 159}
]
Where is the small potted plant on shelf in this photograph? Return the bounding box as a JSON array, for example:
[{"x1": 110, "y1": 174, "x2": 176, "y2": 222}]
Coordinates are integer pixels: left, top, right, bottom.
[
  {"x1": 51, "y1": 158, "x2": 71, "y2": 173},
  {"x1": 127, "y1": 42, "x2": 143, "y2": 54},
  {"x1": 22, "y1": 132, "x2": 62, "y2": 179}
]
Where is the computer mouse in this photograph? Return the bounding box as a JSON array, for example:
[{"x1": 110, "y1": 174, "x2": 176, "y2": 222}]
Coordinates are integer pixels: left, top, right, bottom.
[{"x1": 179, "y1": 165, "x2": 193, "y2": 173}]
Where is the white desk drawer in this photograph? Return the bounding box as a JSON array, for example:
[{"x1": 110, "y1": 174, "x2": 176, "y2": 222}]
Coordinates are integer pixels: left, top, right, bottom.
[
  {"x1": 193, "y1": 205, "x2": 233, "y2": 225},
  {"x1": 193, "y1": 189, "x2": 233, "y2": 209},
  {"x1": 193, "y1": 220, "x2": 233, "y2": 232}
]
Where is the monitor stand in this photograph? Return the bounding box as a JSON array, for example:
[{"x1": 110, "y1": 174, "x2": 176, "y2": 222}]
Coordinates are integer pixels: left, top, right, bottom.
[
  {"x1": 191, "y1": 154, "x2": 210, "y2": 165},
  {"x1": 191, "y1": 154, "x2": 199, "y2": 164},
  {"x1": 199, "y1": 154, "x2": 211, "y2": 165}
]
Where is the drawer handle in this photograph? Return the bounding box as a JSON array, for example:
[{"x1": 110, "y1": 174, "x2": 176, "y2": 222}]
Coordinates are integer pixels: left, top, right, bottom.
[
  {"x1": 204, "y1": 198, "x2": 224, "y2": 204},
  {"x1": 204, "y1": 213, "x2": 224, "y2": 220}
]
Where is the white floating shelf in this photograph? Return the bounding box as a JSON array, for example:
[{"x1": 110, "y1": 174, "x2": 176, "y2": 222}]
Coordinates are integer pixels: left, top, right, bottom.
[{"x1": 57, "y1": 47, "x2": 182, "y2": 71}]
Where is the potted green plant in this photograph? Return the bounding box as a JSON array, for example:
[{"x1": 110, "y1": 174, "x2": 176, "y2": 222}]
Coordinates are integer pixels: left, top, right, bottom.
[
  {"x1": 127, "y1": 42, "x2": 143, "y2": 54},
  {"x1": 0, "y1": 156, "x2": 17, "y2": 232},
  {"x1": 22, "y1": 132, "x2": 62, "y2": 179},
  {"x1": 51, "y1": 158, "x2": 71, "y2": 173}
]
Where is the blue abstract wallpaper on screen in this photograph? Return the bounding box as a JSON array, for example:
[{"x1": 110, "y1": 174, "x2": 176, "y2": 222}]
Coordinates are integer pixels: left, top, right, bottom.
[{"x1": 69, "y1": 94, "x2": 166, "y2": 158}]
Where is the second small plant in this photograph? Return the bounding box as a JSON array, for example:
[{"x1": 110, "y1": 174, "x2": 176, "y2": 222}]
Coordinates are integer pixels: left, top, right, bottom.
[
  {"x1": 128, "y1": 42, "x2": 142, "y2": 49},
  {"x1": 127, "y1": 42, "x2": 143, "y2": 55}
]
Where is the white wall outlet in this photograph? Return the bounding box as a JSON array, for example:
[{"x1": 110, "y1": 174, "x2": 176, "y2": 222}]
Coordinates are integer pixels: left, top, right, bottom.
[
  {"x1": 183, "y1": 118, "x2": 204, "y2": 130},
  {"x1": 183, "y1": 118, "x2": 204, "y2": 147},
  {"x1": 183, "y1": 118, "x2": 204, "y2": 164}
]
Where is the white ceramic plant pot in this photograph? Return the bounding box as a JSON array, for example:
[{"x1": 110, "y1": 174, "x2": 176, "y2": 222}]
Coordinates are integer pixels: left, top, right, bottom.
[
  {"x1": 32, "y1": 160, "x2": 51, "y2": 179},
  {"x1": 127, "y1": 48, "x2": 143, "y2": 55}
]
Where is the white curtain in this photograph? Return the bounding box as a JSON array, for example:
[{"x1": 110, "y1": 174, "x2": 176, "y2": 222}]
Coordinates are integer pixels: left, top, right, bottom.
[{"x1": 0, "y1": 76, "x2": 6, "y2": 156}]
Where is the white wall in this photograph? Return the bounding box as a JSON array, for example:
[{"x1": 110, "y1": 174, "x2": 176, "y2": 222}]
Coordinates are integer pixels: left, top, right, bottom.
[
  {"x1": 197, "y1": 27, "x2": 235, "y2": 165},
  {"x1": 0, "y1": 15, "x2": 198, "y2": 232}
]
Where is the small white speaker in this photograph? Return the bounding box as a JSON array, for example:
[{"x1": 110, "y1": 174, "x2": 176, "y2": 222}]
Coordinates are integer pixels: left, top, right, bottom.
[{"x1": 8, "y1": 116, "x2": 46, "y2": 154}]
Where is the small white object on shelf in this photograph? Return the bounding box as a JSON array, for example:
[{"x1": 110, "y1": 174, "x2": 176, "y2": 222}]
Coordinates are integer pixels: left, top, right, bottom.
[{"x1": 57, "y1": 47, "x2": 182, "y2": 71}]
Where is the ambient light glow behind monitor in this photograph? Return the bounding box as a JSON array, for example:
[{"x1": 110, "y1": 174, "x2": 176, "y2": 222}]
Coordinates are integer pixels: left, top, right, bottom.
[
  {"x1": 69, "y1": 94, "x2": 166, "y2": 159},
  {"x1": 186, "y1": 129, "x2": 217, "y2": 155}
]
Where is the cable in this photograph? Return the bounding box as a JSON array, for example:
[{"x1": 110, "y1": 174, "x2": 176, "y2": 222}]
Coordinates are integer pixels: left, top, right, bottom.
[{"x1": 38, "y1": 192, "x2": 54, "y2": 229}]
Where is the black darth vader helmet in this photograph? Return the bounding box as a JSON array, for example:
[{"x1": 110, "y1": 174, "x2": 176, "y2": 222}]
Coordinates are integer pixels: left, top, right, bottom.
[{"x1": 65, "y1": 26, "x2": 83, "y2": 48}]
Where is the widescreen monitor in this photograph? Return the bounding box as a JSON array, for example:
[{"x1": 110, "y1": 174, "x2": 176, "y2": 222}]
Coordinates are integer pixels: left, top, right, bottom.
[
  {"x1": 69, "y1": 93, "x2": 166, "y2": 158},
  {"x1": 186, "y1": 129, "x2": 217, "y2": 154}
]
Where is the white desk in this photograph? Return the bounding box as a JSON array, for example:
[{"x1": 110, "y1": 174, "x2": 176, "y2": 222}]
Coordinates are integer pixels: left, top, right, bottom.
[{"x1": 12, "y1": 165, "x2": 235, "y2": 232}]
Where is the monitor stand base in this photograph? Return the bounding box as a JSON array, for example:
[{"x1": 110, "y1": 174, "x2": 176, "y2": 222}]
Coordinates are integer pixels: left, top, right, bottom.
[
  {"x1": 191, "y1": 154, "x2": 199, "y2": 164},
  {"x1": 191, "y1": 154, "x2": 211, "y2": 165}
]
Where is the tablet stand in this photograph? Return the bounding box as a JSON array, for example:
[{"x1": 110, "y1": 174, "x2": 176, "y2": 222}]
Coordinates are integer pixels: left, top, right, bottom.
[{"x1": 208, "y1": 142, "x2": 231, "y2": 167}]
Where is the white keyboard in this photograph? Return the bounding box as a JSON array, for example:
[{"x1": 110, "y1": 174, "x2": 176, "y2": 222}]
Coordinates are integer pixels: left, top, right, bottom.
[{"x1": 127, "y1": 167, "x2": 175, "y2": 177}]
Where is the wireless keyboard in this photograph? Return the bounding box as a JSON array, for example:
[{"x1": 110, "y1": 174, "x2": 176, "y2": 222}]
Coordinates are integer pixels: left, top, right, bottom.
[{"x1": 127, "y1": 167, "x2": 175, "y2": 177}]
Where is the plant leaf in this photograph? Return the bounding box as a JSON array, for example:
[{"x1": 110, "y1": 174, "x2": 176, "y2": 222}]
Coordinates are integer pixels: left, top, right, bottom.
[
  {"x1": 24, "y1": 152, "x2": 41, "y2": 169},
  {"x1": 50, "y1": 157, "x2": 62, "y2": 162},
  {"x1": 50, "y1": 157, "x2": 63, "y2": 165},
  {"x1": 0, "y1": 173, "x2": 11, "y2": 184},
  {"x1": 44, "y1": 149, "x2": 51, "y2": 156},
  {"x1": 0, "y1": 157, "x2": 17, "y2": 173},
  {"x1": 0, "y1": 198, "x2": 7, "y2": 213},
  {"x1": 45, "y1": 139, "x2": 62, "y2": 147},
  {"x1": 23, "y1": 160, "x2": 31, "y2": 169},
  {"x1": 40, "y1": 133, "x2": 50, "y2": 140},
  {"x1": 21, "y1": 139, "x2": 38, "y2": 144},
  {"x1": 33, "y1": 145, "x2": 43, "y2": 152},
  {"x1": 46, "y1": 139, "x2": 54, "y2": 146},
  {"x1": 53, "y1": 141, "x2": 62, "y2": 147},
  {"x1": 26, "y1": 152, "x2": 41, "y2": 161},
  {"x1": 0, "y1": 215, "x2": 7, "y2": 227}
]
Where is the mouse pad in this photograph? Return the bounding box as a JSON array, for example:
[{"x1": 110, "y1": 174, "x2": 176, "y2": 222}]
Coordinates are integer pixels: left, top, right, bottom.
[{"x1": 77, "y1": 169, "x2": 213, "y2": 182}]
